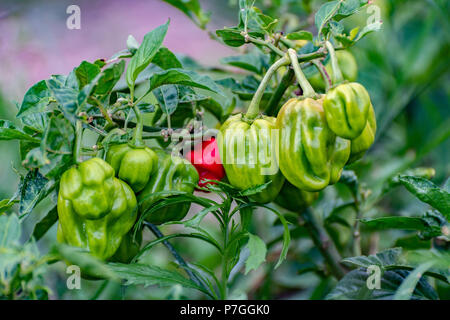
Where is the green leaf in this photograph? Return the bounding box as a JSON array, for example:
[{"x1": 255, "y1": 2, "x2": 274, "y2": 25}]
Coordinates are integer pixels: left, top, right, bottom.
[
  {"x1": 0, "y1": 120, "x2": 40, "y2": 142},
  {"x1": 108, "y1": 262, "x2": 208, "y2": 294},
  {"x1": 126, "y1": 20, "x2": 169, "y2": 94},
  {"x1": 342, "y1": 247, "x2": 403, "y2": 269},
  {"x1": 393, "y1": 262, "x2": 435, "y2": 300},
  {"x1": 152, "y1": 47, "x2": 183, "y2": 70},
  {"x1": 399, "y1": 176, "x2": 450, "y2": 218},
  {"x1": 286, "y1": 30, "x2": 313, "y2": 41},
  {"x1": 326, "y1": 268, "x2": 437, "y2": 300},
  {"x1": 315, "y1": 0, "x2": 340, "y2": 37},
  {"x1": 147, "y1": 69, "x2": 224, "y2": 95},
  {"x1": 163, "y1": 0, "x2": 210, "y2": 29},
  {"x1": 334, "y1": 0, "x2": 368, "y2": 21},
  {"x1": 216, "y1": 27, "x2": 264, "y2": 47},
  {"x1": 74, "y1": 61, "x2": 101, "y2": 89},
  {"x1": 360, "y1": 216, "x2": 428, "y2": 231},
  {"x1": 0, "y1": 199, "x2": 18, "y2": 214},
  {"x1": 220, "y1": 53, "x2": 264, "y2": 74},
  {"x1": 18, "y1": 170, "x2": 55, "y2": 217},
  {"x1": 46, "y1": 77, "x2": 80, "y2": 124},
  {"x1": 32, "y1": 206, "x2": 58, "y2": 241},
  {"x1": 16, "y1": 80, "x2": 53, "y2": 118},
  {"x1": 154, "y1": 85, "x2": 179, "y2": 115},
  {"x1": 51, "y1": 243, "x2": 119, "y2": 280},
  {"x1": 0, "y1": 214, "x2": 21, "y2": 249},
  {"x1": 244, "y1": 233, "x2": 267, "y2": 274},
  {"x1": 240, "y1": 181, "x2": 271, "y2": 197},
  {"x1": 126, "y1": 35, "x2": 140, "y2": 53}
]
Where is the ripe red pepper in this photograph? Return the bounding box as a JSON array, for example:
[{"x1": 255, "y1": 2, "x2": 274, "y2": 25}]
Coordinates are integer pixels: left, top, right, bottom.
[{"x1": 186, "y1": 137, "x2": 225, "y2": 189}]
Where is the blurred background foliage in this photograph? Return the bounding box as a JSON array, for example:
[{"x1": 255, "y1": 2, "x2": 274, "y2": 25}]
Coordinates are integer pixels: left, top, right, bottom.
[{"x1": 0, "y1": 0, "x2": 448, "y2": 299}]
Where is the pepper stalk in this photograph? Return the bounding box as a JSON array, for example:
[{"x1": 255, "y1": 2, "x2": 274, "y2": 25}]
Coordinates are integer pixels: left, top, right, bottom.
[
  {"x1": 287, "y1": 49, "x2": 316, "y2": 98},
  {"x1": 245, "y1": 55, "x2": 290, "y2": 120},
  {"x1": 130, "y1": 103, "x2": 145, "y2": 148},
  {"x1": 325, "y1": 41, "x2": 344, "y2": 85}
]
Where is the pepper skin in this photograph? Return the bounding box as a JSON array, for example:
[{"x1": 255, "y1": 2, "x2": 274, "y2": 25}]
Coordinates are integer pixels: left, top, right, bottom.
[
  {"x1": 218, "y1": 113, "x2": 285, "y2": 203},
  {"x1": 111, "y1": 230, "x2": 142, "y2": 263},
  {"x1": 323, "y1": 82, "x2": 371, "y2": 139},
  {"x1": 308, "y1": 51, "x2": 358, "y2": 92},
  {"x1": 277, "y1": 97, "x2": 351, "y2": 192},
  {"x1": 106, "y1": 144, "x2": 158, "y2": 192},
  {"x1": 348, "y1": 103, "x2": 377, "y2": 163},
  {"x1": 57, "y1": 158, "x2": 138, "y2": 260},
  {"x1": 138, "y1": 149, "x2": 199, "y2": 225},
  {"x1": 275, "y1": 181, "x2": 318, "y2": 212},
  {"x1": 186, "y1": 137, "x2": 225, "y2": 188}
]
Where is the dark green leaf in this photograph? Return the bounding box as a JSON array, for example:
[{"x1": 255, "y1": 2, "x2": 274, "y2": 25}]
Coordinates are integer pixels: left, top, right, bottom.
[
  {"x1": 399, "y1": 176, "x2": 450, "y2": 218},
  {"x1": 315, "y1": 0, "x2": 340, "y2": 37},
  {"x1": 220, "y1": 53, "x2": 264, "y2": 73},
  {"x1": 163, "y1": 0, "x2": 210, "y2": 29},
  {"x1": 18, "y1": 171, "x2": 55, "y2": 217},
  {"x1": 216, "y1": 27, "x2": 264, "y2": 47},
  {"x1": 74, "y1": 61, "x2": 101, "y2": 89},
  {"x1": 0, "y1": 120, "x2": 40, "y2": 142},
  {"x1": 152, "y1": 47, "x2": 183, "y2": 70},
  {"x1": 148, "y1": 69, "x2": 224, "y2": 95},
  {"x1": 361, "y1": 216, "x2": 427, "y2": 231},
  {"x1": 16, "y1": 80, "x2": 53, "y2": 118},
  {"x1": 154, "y1": 85, "x2": 179, "y2": 115},
  {"x1": 286, "y1": 30, "x2": 313, "y2": 41},
  {"x1": 32, "y1": 206, "x2": 58, "y2": 241}
]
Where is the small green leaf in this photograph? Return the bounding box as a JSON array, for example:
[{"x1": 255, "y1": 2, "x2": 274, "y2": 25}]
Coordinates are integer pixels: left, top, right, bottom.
[
  {"x1": 154, "y1": 85, "x2": 179, "y2": 115},
  {"x1": 286, "y1": 30, "x2": 313, "y2": 41},
  {"x1": 315, "y1": 0, "x2": 340, "y2": 37},
  {"x1": 74, "y1": 61, "x2": 101, "y2": 89},
  {"x1": 163, "y1": 0, "x2": 210, "y2": 29},
  {"x1": 216, "y1": 28, "x2": 264, "y2": 47},
  {"x1": 32, "y1": 206, "x2": 58, "y2": 241},
  {"x1": 126, "y1": 20, "x2": 170, "y2": 94},
  {"x1": 152, "y1": 47, "x2": 183, "y2": 70},
  {"x1": 360, "y1": 217, "x2": 427, "y2": 231},
  {"x1": 244, "y1": 233, "x2": 267, "y2": 274},
  {"x1": 18, "y1": 170, "x2": 55, "y2": 217},
  {"x1": 220, "y1": 53, "x2": 264, "y2": 74},
  {"x1": 0, "y1": 199, "x2": 18, "y2": 214}
]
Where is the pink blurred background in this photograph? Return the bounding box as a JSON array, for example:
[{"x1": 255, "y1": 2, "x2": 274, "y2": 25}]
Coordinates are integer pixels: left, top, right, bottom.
[{"x1": 0, "y1": 0, "x2": 236, "y2": 100}]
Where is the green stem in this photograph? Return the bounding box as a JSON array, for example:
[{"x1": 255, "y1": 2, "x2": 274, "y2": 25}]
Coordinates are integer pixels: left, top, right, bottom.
[
  {"x1": 244, "y1": 33, "x2": 285, "y2": 57},
  {"x1": 130, "y1": 104, "x2": 145, "y2": 148},
  {"x1": 287, "y1": 49, "x2": 316, "y2": 98},
  {"x1": 300, "y1": 208, "x2": 346, "y2": 279},
  {"x1": 325, "y1": 41, "x2": 343, "y2": 85},
  {"x1": 265, "y1": 68, "x2": 295, "y2": 116},
  {"x1": 73, "y1": 120, "x2": 83, "y2": 164},
  {"x1": 91, "y1": 96, "x2": 115, "y2": 127},
  {"x1": 312, "y1": 59, "x2": 332, "y2": 92},
  {"x1": 245, "y1": 55, "x2": 290, "y2": 119}
]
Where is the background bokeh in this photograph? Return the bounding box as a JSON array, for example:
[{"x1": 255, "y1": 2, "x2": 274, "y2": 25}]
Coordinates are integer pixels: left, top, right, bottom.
[{"x1": 0, "y1": 0, "x2": 448, "y2": 299}]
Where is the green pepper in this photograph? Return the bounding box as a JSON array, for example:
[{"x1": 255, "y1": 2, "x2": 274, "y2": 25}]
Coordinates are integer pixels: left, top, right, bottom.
[
  {"x1": 57, "y1": 158, "x2": 137, "y2": 260},
  {"x1": 348, "y1": 103, "x2": 377, "y2": 163},
  {"x1": 138, "y1": 149, "x2": 199, "y2": 225},
  {"x1": 323, "y1": 82, "x2": 372, "y2": 139},
  {"x1": 111, "y1": 230, "x2": 142, "y2": 263},
  {"x1": 106, "y1": 144, "x2": 158, "y2": 192},
  {"x1": 277, "y1": 97, "x2": 351, "y2": 192},
  {"x1": 218, "y1": 113, "x2": 285, "y2": 203},
  {"x1": 275, "y1": 181, "x2": 318, "y2": 212},
  {"x1": 308, "y1": 51, "x2": 358, "y2": 92}
]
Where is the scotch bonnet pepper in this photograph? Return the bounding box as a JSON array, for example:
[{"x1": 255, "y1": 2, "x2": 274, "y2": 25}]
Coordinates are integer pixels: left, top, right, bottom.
[
  {"x1": 57, "y1": 157, "x2": 137, "y2": 260},
  {"x1": 106, "y1": 144, "x2": 158, "y2": 192},
  {"x1": 277, "y1": 97, "x2": 351, "y2": 192},
  {"x1": 218, "y1": 113, "x2": 285, "y2": 203},
  {"x1": 348, "y1": 103, "x2": 377, "y2": 163},
  {"x1": 138, "y1": 148, "x2": 199, "y2": 225},
  {"x1": 323, "y1": 82, "x2": 372, "y2": 139},
  {"x1": 186, "y1": 137, "x2": 225, "y2": 188}
]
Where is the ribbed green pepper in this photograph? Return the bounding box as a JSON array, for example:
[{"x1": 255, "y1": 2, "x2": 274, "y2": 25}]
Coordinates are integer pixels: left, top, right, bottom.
[
  {"x1": 218, "y1": 113, "x2": 285, "y2": 203},
  {"x1": 57, "y1": 158, "x2": 137, "y2": 260},
  {"x1": 275, "y1": 181, "x2": 318, "y2": 212},
  {"x1": 308, "y1": 51, "x2": 358, "y2": 92},
  {"x1": 111, "y1": 230, "x2": 142, "y2": 263},
  {"x1": 323, "y1": 82, "x2": 371, "y2": 139},
  {"x1": 277, "y1": 97, "x2": 351, "y2": 192},
  {"x1": 106, "y1": 144, "x2": 158, "y2": 192},
  {"x1": 138, "y1": 149, "x2": 199, "y2": 225},
  {"x1": 348, "y1": 103, "x2": 377, "y2": 163}
]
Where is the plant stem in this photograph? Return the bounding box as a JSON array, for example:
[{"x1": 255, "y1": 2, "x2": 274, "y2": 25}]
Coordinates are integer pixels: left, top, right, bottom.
[
  {"x1": 287, "y1": 49, "x2": 316, "y2": 98},
  {"x1": 265, "y1": 68, "x2": 295, "y2": 116},
  {"x1": 300, "y1": 208, "x2": 346, "y2": 279},
  {"x1": 244, "y1": 33, "x2": 285, "y2": 56},
  {"x1": 352, "y1": 195, "x2": 363, "y2": 256},
  {"x1": 325, "y1": 41, "x2": 343, "y2": 85},
  {"x1": 245, "y1": 55, "x2": 290, "y2": 119},
  {"x1": 91, "y1": 96, "x2": 115, "y2": 127},
  {"x1": 312, "y1": 59, "x2": 332, "y2": 92},
  {"x1": 73, "y1": 120, "x2": 83, "y2": 164},
  {"x1": 144, "y1": 222, "x2": 204, "y2": 288},
  {"x1": 130, "y1": 104, "x2": 145, "y2": 148}
]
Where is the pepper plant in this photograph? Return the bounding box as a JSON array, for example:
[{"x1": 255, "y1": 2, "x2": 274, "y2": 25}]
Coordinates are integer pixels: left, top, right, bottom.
[{"x1": 0, "y1": 0, "x2": 448, "y2": 300}]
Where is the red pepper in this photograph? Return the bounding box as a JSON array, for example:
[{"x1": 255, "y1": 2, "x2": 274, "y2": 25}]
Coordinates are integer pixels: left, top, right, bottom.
[{"x1": 186, "y1": 137, "x2": 225, "y2": 189}]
